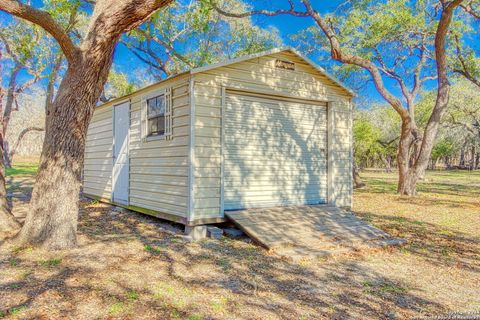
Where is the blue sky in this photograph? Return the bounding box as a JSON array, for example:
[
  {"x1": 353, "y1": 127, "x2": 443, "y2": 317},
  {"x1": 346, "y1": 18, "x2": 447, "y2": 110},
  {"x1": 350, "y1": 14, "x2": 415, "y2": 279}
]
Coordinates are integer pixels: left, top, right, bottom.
[
  {"x1": 1, "y1": 0, "x2": 478, "y2": 108},
  {"x1": 112, "y1": 0, "x2": 378, "y2": 100}
]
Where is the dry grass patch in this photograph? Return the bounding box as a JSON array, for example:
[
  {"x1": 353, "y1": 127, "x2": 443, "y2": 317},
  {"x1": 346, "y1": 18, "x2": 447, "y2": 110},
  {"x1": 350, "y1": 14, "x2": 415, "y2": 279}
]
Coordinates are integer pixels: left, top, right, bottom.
[{"x1": 0, "y1": 168, "x2": 479, "y2": 319}]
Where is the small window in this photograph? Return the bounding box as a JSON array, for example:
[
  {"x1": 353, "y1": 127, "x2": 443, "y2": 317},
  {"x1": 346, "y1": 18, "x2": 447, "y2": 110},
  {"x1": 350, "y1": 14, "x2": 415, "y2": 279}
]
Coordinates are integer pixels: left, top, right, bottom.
[{"x1": 147, "y1": 94, "x2": 165, "y2": 137}]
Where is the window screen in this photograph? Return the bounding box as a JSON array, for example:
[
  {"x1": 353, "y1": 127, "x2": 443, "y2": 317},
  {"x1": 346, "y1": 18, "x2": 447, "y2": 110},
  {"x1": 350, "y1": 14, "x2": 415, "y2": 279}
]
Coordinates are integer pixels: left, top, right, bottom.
[{"x1": 146, "y1": 95, "x2": 165, "y2": 137}]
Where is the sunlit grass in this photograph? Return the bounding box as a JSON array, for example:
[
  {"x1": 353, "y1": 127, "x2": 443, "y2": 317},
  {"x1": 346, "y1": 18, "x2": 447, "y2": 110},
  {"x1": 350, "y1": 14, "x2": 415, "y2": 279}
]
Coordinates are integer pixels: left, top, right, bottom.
[
  {"x1": 357, "y1": 169, "x2": 480, "y2": 197},
  {"x1": 6, "y1": 162, "x2": 39, "y2": 177}
]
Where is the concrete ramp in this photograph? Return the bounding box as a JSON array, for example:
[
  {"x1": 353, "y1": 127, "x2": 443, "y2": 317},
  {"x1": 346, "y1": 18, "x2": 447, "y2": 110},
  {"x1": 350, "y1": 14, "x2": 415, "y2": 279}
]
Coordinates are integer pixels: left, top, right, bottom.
[{"x1": 226, "y1": 205, "x2": 404, "y2": 259}]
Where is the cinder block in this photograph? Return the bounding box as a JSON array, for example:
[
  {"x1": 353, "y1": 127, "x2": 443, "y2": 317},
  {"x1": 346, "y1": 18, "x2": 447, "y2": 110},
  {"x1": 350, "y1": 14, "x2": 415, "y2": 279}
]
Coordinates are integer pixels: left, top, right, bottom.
[
  {"x1": 207, "y1": 226, "x2": 223, "y2": 239},
  {"x1": 184, "y1": 225, "x2": 207, "y2": 240},
  {"x1": 223, "y1": 228, "x2": 244, "y2": 238}
]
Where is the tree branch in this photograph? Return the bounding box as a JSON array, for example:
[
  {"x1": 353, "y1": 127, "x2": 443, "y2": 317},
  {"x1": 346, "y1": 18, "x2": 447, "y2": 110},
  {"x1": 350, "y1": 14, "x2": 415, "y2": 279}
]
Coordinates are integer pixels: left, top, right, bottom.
[
  {"x1": 210, "y1": 0, "x2": 309, "y2": 18},
  {"x1": 461, "y1": 2, "x2": 480, "y2": 19},
  {"x1": 411, "y1": 39, "x2": 429, "y2": 99},
  {"x1": 141, "y1": 27, "x2": 193, "y2": 67},
  {"x1": 453, "y1": 34, "x2": 480, "y2": 88},
  {"x1": 299, "y1": 0, "x2": 408, "y2": 118},
  {"x1": 414, "y1": 0, "x2": 464, "y2": 167},
  {"x1": 128, "y1": 44, "x2": 168, "y2": 74},
  {"x1": 212, "y1": 0, "x2": 408, "y2": 118},
  {"x1": 0, "y1": 0, "x2": 79, "y2": 63},
  {"x1": 15, "y1": 73, "x2": 41, "y2": 95},
  {"x1": 0, "y1": 32, "x2": 21, "y2": 65},
  {"x1": 45, "y1": 52, "x2": 64, "y2": 110},
  {"x1": 8, "y1": 126, "x2": 44, "y2": 162}
]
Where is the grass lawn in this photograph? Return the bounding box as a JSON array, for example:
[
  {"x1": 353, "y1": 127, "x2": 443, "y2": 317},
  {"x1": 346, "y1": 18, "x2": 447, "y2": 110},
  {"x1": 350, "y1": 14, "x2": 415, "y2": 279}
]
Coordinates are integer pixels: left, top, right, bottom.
[
  {"x1": 5, "y1": 162, "x2": 38, "y2": 177},
  {"x1": 0, "y1": 166, "x2": 479, "y2": 319}
]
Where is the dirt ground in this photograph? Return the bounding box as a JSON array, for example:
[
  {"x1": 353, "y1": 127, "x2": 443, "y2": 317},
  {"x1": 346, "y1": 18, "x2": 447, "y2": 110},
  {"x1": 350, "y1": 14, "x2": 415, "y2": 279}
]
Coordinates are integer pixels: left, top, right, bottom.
[{"x1": 0, "y1": 168, "x2": 479, "y2": 319}]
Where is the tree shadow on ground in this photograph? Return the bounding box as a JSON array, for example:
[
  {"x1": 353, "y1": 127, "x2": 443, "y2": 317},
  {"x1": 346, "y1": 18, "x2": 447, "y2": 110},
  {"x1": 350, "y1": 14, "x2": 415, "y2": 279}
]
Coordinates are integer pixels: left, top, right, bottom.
[
  {"x1": 354, "y1": 210, "x2": 480, "y2": 273},
  {"x1": 0, "y1": 179, "x2": 473, "y2": 319},
  {"x1": 55, "y1": 201, "x2": 454, "y2": 318}
]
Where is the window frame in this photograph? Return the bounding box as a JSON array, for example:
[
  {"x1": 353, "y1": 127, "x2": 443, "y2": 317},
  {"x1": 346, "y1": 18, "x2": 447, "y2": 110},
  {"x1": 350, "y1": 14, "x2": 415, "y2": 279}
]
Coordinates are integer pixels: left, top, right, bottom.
[
  {"x1": 146, "y1": 94, "x2": 166, "y2": 138},
  {"x1": 143, "y1": 89, "x2": 167, "y2": 142}
]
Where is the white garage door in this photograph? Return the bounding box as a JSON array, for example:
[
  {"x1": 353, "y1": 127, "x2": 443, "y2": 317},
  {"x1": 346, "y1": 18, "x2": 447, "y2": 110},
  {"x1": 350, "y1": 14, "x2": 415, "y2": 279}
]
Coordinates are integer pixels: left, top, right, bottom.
[{"x1": 224, "y1": 93, "x2": 328, "y2": 210}]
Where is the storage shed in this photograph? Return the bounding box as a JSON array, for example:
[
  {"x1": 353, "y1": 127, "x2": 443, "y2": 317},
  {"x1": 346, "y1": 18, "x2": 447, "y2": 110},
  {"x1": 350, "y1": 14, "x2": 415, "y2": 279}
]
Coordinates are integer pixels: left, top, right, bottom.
[{"x1": 83, "y1": 47, "x2": 354, "y2": 227}]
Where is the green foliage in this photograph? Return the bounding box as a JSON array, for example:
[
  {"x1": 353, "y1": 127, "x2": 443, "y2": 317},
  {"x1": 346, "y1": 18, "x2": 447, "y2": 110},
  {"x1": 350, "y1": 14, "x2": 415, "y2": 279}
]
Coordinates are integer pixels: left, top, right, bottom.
[
  {"x1": 355, "y1": 80, "x2": 480, "y2": 168},
  {"x1": 419, "y1": 79, "x2": 480, "y2": 158},
  {"x1": 0, "y1": 20, "x2": 54, "y2": 72},
  {"x1": 125, "y1": 0, "x2": 281, "y2": 78},
  {"x1": 455, "y1": 48, "x2": 480, "y2": 81},
  {"x1": 216, "y1": 257, "x2": 231, "y2": 272},
  {"x1": 431, "y1": 138, "x2": 456, "y2": 161},
  {"x1": 354, "y1": 117, "x2": 383, "y2": 163},
  {"x1": 9, "y1": 258, "x2": 19, "y2": 267},
  {"x1": 294, "y1": 0, "x2": 476, "y2": 103},
  {"x1": 103, "y1": 70, "x2": 139, "y2": 100},
  {"x1": 445, "y1": 80, "x2": 480, "y2": 132},
  {"x1": 353, "y1": 105, "x2": 400, "y2": 167},
  {"x1": 43, "y1": 0, "x2": 81, "y2": 27},
  {"x1": 295, "y1": 0, "x2": 446, "y2": 87}
]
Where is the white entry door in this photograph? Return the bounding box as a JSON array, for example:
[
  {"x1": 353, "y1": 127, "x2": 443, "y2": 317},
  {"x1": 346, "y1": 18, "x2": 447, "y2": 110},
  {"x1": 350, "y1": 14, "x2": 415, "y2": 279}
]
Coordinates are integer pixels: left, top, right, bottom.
[{"x1": 113, "y1": 101, "x2": 130, "y2": 204}]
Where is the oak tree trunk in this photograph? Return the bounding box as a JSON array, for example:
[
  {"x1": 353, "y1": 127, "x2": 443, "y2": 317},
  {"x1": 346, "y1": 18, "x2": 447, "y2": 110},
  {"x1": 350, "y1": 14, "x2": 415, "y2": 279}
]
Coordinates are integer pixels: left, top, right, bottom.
[
  {"x1": 0, "y1": 130, "x2": 20, "y2": 233},
  {"x1": 459, "y1": 141, "x2": 467, "y2": 167},
  {"x1": 470, "y1": 146, "x2": 476, "y2": 170},
  {"x1": 396, "y1": 119, "x2": 417, "y2": 195},
  {"x1": 3, "y1": 141, "x2": 11, "y2": 168},
  {"x1": 0, "y1": 53, "x2": 20, "y2": 233},
  {"x1": 0, "y1": 0, "x2": 174, "y2": 249},
  {"x1": 353, "y1": 162, "x2": 365, "y2": 188},
  {"x1": 15, "y1": 49, "x2": 114, "y2": 249}
]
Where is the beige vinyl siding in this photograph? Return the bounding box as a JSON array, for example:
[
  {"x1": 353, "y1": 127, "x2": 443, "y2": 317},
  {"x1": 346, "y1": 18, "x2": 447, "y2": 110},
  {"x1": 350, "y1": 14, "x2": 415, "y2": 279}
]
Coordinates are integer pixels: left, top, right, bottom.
[
  {"x1": 83, "y1": 105, "x2": 113, "y2": 199},
  {"x1": 129, "y1": 75, "x2": 191, "y2": 218},
  {"x1": 84, "y1": 49, "x2": 353, "y2": 224},
  {"x1": 192, "y1": 51, "x2": 353, "y2": 219},
  {"x1": 329, "y1": 99, "x2": 353, "y2": 207}
]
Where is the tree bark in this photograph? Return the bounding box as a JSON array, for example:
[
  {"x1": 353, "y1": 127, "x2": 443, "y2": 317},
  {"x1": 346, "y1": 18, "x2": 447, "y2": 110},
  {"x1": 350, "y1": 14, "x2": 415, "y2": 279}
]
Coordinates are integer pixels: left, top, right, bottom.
[
  {"x1": 3, "y1": 142, "x2": 11, "y2": 168},
  {"x1": 353, "y1": 162, "x2": 365, "y2": 188},
  {"x1": 14, "y1": 48, "x2": 114, "y2": 249},
  {"x1": 460, "y1": 141, "x2": 466, "y2": 167},
  {"x1": 0, "y1": 124, "x2": 20, "y2": 232},
  {"x1": 2, "y1": 0, "x2": 175, "y2": 249},
  {"x1": 470, "y1": 146, "x2": 475, "y2": 170},
  {"x1": 396, "y1": 119, "x2": 416, "y2": 195},
  {"x1": 0, "y1": 51, "x2": 20, "y2": 233},
  {"x1": 444, "y1": 156, "x2": 451, "y2": 169},
  {"x1": 397, "y1": 0, "x2": 463, "y2": 195}
]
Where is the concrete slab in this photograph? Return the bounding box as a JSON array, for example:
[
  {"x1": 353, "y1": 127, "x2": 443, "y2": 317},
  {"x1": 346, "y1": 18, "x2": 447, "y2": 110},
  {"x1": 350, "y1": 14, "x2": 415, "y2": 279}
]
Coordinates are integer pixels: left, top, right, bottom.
[
  {"x1": 184, "y1": 225, "x2": 207, "y2": 240},
  {"x1": 225, "y1": 205, "x2": 404, "y2": 259}
]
